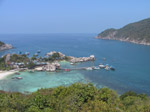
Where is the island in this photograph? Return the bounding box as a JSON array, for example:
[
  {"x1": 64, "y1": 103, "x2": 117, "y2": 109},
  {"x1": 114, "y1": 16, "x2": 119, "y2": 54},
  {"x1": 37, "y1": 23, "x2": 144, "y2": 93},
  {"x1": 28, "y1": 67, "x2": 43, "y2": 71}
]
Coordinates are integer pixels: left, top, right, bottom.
[
  {"x1": 0, "y1": 41, "x2": 13, "y2": 51},
  {"x1": 96, "y1": 18, "x2": 150, "y2": 45},
  {"x1": 0, "y1": 51, "x2": 97, "y2": 79},
  {"x1": 0, "y1": 51, "x2": 115, "y2": 80}
]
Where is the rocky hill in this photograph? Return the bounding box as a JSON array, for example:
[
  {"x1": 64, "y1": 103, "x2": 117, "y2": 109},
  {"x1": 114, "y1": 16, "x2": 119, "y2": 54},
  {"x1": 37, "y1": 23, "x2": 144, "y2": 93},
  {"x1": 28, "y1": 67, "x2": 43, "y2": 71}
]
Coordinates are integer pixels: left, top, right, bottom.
[{"x1": 97, "y1": 18, "x2": 150, "y2": 45}]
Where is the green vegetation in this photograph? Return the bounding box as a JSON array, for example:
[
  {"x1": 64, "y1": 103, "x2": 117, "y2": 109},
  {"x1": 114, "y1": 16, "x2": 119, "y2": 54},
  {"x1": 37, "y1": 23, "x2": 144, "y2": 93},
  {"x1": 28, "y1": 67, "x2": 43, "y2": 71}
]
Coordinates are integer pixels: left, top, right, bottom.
[
  {"x1": 0, "y1": 52, "x2": 71, "y2": 70},
  {"x1": 26, "y1": 61, "x2": 36, "y2": 69},
  {"x1": 98, "y1": 28, "x2": 117, "y2": 37},
  {"x1": 0, "y1": 41, "x2": 5, "y2": 47},
  {"x1": 98, "y1": 18, "x2": 150, "y2": 43},
  {"x1": 10, "y1": 54, "x2": 29, "y2": 63},
  {"x1": 64, "y1": 56, "x2": 71, "y2": 61},
  {"x1": 48, "y1": 52, "x2": 61, "y2": 61},
  {"x1": 0, "y1": 83, "x2": 150, "y2": 112},
  {"x1": 31, "y1": 56, "x2": 37, "y2": 61},
  {"x1": 0, "y1": 54, "x2": 30, "y2": 70},
  {"x1": 0, "y1": 56, "x2": 11, "y2": 70},
  {"x1": 43, "y1": 52, "x2": 70, "y2": 62}
]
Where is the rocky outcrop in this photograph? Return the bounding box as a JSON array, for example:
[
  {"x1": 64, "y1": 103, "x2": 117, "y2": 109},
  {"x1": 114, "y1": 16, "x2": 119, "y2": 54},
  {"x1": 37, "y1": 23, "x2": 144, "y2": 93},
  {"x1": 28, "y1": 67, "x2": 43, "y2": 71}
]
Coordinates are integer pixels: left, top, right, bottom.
[
  {"x1": 0, "y1": 43, "x2": 13, "y2": 51},
  {"x1": 34, "y1": 62, "x2": 61, "y2": 72},
  {"x1": 97, "y1": 34, "x2": 150, "y2": 45},
  {"x1": 69, "y1": 55, "x2": 95, "y2": 63},
  {"x1": 46, "y1": 51, "x2": 95, "y2": 63},
  {"x1": 46, "y1": 51, "x2": 65, "y2": 57}
]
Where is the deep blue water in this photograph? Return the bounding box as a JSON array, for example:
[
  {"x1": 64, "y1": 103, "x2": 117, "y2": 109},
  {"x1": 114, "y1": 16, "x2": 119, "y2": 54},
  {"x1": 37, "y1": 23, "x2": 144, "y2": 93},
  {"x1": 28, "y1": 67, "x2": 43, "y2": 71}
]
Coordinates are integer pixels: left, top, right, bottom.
[{"x1": 0, "y1": 34, "x2": 150, "y2": 94}]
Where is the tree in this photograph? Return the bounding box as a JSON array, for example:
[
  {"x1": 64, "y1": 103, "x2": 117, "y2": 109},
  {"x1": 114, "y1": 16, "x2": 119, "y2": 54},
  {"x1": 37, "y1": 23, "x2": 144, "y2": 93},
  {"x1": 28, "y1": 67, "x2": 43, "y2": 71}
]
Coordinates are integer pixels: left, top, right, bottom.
[{"x1": 27, "y1": 62, "x2": 36, "y2": 69}]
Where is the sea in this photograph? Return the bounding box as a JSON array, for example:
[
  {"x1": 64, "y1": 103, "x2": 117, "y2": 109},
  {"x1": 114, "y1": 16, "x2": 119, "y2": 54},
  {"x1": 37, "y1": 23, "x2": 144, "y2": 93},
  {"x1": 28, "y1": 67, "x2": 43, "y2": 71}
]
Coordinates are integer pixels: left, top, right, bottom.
[{"x1": 0, "y1": 33, "x2": 150, "y2": 94}]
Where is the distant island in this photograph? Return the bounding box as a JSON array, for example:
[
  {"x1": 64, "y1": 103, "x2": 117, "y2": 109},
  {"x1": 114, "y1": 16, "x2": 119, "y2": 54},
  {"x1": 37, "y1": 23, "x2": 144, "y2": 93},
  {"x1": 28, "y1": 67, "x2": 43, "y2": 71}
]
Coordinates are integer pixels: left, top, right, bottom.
[
  {"x1": 0, "y1": 41, "x2": 13, "y2": 51},
  {"x1": 96, "y1": 18, "x2": 150, "y2": 45}
]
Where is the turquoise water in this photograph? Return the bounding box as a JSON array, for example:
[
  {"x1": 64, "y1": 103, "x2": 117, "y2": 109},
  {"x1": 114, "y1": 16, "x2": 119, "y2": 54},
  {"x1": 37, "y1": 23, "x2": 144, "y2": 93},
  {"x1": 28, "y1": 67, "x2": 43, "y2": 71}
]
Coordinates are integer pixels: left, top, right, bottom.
[
  {"x1": 0, "y1": 71, "x2": 85, "y2": 93},
  {"x1": 0, "y1": 34, "x2": 150, "y2": 94}
]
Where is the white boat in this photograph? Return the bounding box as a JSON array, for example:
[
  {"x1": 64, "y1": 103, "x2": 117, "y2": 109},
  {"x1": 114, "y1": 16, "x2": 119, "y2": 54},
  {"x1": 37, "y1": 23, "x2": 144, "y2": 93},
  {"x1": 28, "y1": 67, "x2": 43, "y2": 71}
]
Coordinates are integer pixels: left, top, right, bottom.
[
  {"x1": 70, "y1": 63, "x2": 74, "y2": 65},
  {"x1": 16, "y1": 77, "x2": 22, "y2": 79},
  {"x1": 93, "y1": 67, "x2": 100, "y2": 70},
  {"x1": 99, "y1": 64, "x2": 105, "y2": 68},
  {"x1": 86, "y1": 67, "x2": 93, "y2": 70}
]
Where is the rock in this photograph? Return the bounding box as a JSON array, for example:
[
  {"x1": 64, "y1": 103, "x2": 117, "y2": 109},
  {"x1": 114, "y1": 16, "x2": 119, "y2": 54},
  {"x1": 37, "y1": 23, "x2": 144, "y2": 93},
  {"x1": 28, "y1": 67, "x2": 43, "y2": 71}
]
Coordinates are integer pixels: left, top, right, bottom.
[
  {"x1": 46, "y1": 51, "x2": 65, "y2": 57},
  {"x1": 44, "y1": 62, "x2": 61, "y2": 72},
  {"x1": 0, "y1": 44, "x2": 13, "y2": 51},
  {"x1": 69, "y1": 55, "x2": 95, "y2": 63},
  {"x1": 35, "y1": 67, "x2": 43, "y2": 71}
]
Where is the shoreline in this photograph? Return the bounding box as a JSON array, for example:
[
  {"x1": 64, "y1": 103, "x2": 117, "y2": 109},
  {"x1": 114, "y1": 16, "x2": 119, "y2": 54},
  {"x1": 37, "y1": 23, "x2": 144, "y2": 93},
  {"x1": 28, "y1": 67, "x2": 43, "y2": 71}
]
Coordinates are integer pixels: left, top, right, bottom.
[
  {"x1": 0, "y1": 70, "x2": 17, "y2": 80},
  {"x1": 96, "y1": 36, "x2": 150, "y2": 46}
]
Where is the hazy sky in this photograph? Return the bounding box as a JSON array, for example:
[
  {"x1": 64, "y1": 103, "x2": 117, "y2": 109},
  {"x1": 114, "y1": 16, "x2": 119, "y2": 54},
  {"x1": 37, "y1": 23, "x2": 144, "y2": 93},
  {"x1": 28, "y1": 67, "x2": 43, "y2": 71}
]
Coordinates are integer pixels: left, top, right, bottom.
[{"x1": 0, "y1": 0, "x2": 149, "y2": 34}]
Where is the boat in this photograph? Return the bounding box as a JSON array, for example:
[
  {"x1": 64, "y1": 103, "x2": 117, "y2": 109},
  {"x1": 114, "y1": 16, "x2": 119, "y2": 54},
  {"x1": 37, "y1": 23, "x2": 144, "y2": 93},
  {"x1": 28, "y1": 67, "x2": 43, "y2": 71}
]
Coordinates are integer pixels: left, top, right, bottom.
[
  {"x1": 70, "y1": 63, "x2": 74, "y2": 65},
  {"x1": 110, "y1": 66, "x2": 115, "y2": 71},
  {"x1": 99, "y1": 63, "x2": 105, "y2": 68},
  {"x1": 93, "y1": 67, "x2": 100, "y2": 70},
  {"x1": 16, "y1": 77, "x2": 22, "y2": 79},
  {"x1": 64, "y1": 69, "x2": 70, "y2": 72},
  {"x1": 86, "y1": 67, "x2": 93, "y2": 70},
  {"x1": 11, "y1": 77, "x2": 23, "y2": 80},
  {"x1": 105, "y1": 66, "x2": 110, "y2": 70}
]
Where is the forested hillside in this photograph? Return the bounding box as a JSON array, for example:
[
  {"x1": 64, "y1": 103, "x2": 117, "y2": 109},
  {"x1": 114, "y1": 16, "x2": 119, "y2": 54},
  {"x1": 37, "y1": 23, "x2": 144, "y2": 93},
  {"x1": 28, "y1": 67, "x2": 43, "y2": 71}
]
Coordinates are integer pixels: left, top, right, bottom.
[
  {"x1": 0, "y1": 83, "x2": 150, "y2": 112},
  {"x1": 97, "y1": 18, "x2": 150, "y2": 45}
]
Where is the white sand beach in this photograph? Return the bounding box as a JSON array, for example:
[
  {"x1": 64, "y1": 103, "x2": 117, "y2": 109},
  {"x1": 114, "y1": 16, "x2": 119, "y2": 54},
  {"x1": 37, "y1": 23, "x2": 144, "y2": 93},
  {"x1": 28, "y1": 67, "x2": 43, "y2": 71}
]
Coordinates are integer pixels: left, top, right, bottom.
[{"x1": 0, "y1": 70, "x2": 17, "y2": 80}]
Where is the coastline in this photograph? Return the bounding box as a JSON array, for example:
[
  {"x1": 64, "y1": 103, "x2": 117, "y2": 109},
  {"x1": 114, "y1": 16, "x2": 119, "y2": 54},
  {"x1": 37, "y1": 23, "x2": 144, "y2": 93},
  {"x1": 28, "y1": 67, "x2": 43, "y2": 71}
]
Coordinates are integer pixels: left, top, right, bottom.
[
  {"x1": 0, "y1": 70, "x2": 17, "y2": 80},
  {"x1": 96, "y1": 36, "x2": 150, "y2": 46}
]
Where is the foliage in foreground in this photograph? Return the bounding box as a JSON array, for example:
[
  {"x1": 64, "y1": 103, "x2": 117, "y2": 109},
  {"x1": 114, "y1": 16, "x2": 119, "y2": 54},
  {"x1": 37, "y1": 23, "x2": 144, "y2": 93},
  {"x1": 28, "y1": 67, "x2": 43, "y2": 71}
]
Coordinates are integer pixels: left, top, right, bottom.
[{"x1": 0, "y1": 83, "x2": 150, "y2": 112}]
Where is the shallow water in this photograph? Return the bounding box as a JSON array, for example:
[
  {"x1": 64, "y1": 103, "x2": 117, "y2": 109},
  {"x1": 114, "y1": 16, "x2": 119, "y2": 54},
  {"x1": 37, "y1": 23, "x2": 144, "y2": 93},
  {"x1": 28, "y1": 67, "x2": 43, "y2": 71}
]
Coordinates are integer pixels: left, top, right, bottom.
[
  {"x1": 0, "y1": 34, "x2": 150, "y2": 94},
  {"x1": 0, "y1": 71, "x2": 86, "y2": 93}
]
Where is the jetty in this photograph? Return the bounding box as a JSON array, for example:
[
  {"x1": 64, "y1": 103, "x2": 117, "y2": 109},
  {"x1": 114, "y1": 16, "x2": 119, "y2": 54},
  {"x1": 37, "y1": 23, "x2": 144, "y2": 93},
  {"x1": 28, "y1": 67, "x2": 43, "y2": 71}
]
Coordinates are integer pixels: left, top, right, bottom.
[{"x1": 61, "y1": 67, "x2": 92, "y2": 70}]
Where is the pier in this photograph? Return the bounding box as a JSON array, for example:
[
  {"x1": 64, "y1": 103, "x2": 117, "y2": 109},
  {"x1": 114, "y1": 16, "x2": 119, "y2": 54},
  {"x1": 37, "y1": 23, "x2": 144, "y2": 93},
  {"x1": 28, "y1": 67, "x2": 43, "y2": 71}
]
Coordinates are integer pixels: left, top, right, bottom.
[
  {"x1": 61, "y1": 67, "x2": 89, "y2": 70},
  {"x1": 60, "y1": 66, "x2": 99, "y2": 71}
]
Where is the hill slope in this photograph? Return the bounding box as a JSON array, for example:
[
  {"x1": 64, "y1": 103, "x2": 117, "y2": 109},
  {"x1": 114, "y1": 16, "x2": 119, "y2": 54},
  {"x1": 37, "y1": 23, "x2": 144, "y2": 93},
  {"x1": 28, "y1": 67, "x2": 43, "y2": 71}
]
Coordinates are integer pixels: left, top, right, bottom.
[
  {"x1": 0, "y1": 41, "x2": 12, "y2": 51},
  {"x1": 97, "y1": 18, "x2": 150, "y2": 45},
  {"x1": 0, "y1": 83, "x2": 150, "y2": 112}
]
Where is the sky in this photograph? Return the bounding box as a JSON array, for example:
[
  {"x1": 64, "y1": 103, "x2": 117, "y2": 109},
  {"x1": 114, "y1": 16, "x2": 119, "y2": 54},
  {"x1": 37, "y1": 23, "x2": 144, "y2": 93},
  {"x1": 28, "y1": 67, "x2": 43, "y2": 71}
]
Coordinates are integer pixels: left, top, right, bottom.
[{"x1": 0, "y1": 0, "x2": 150, "y2": 34}]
